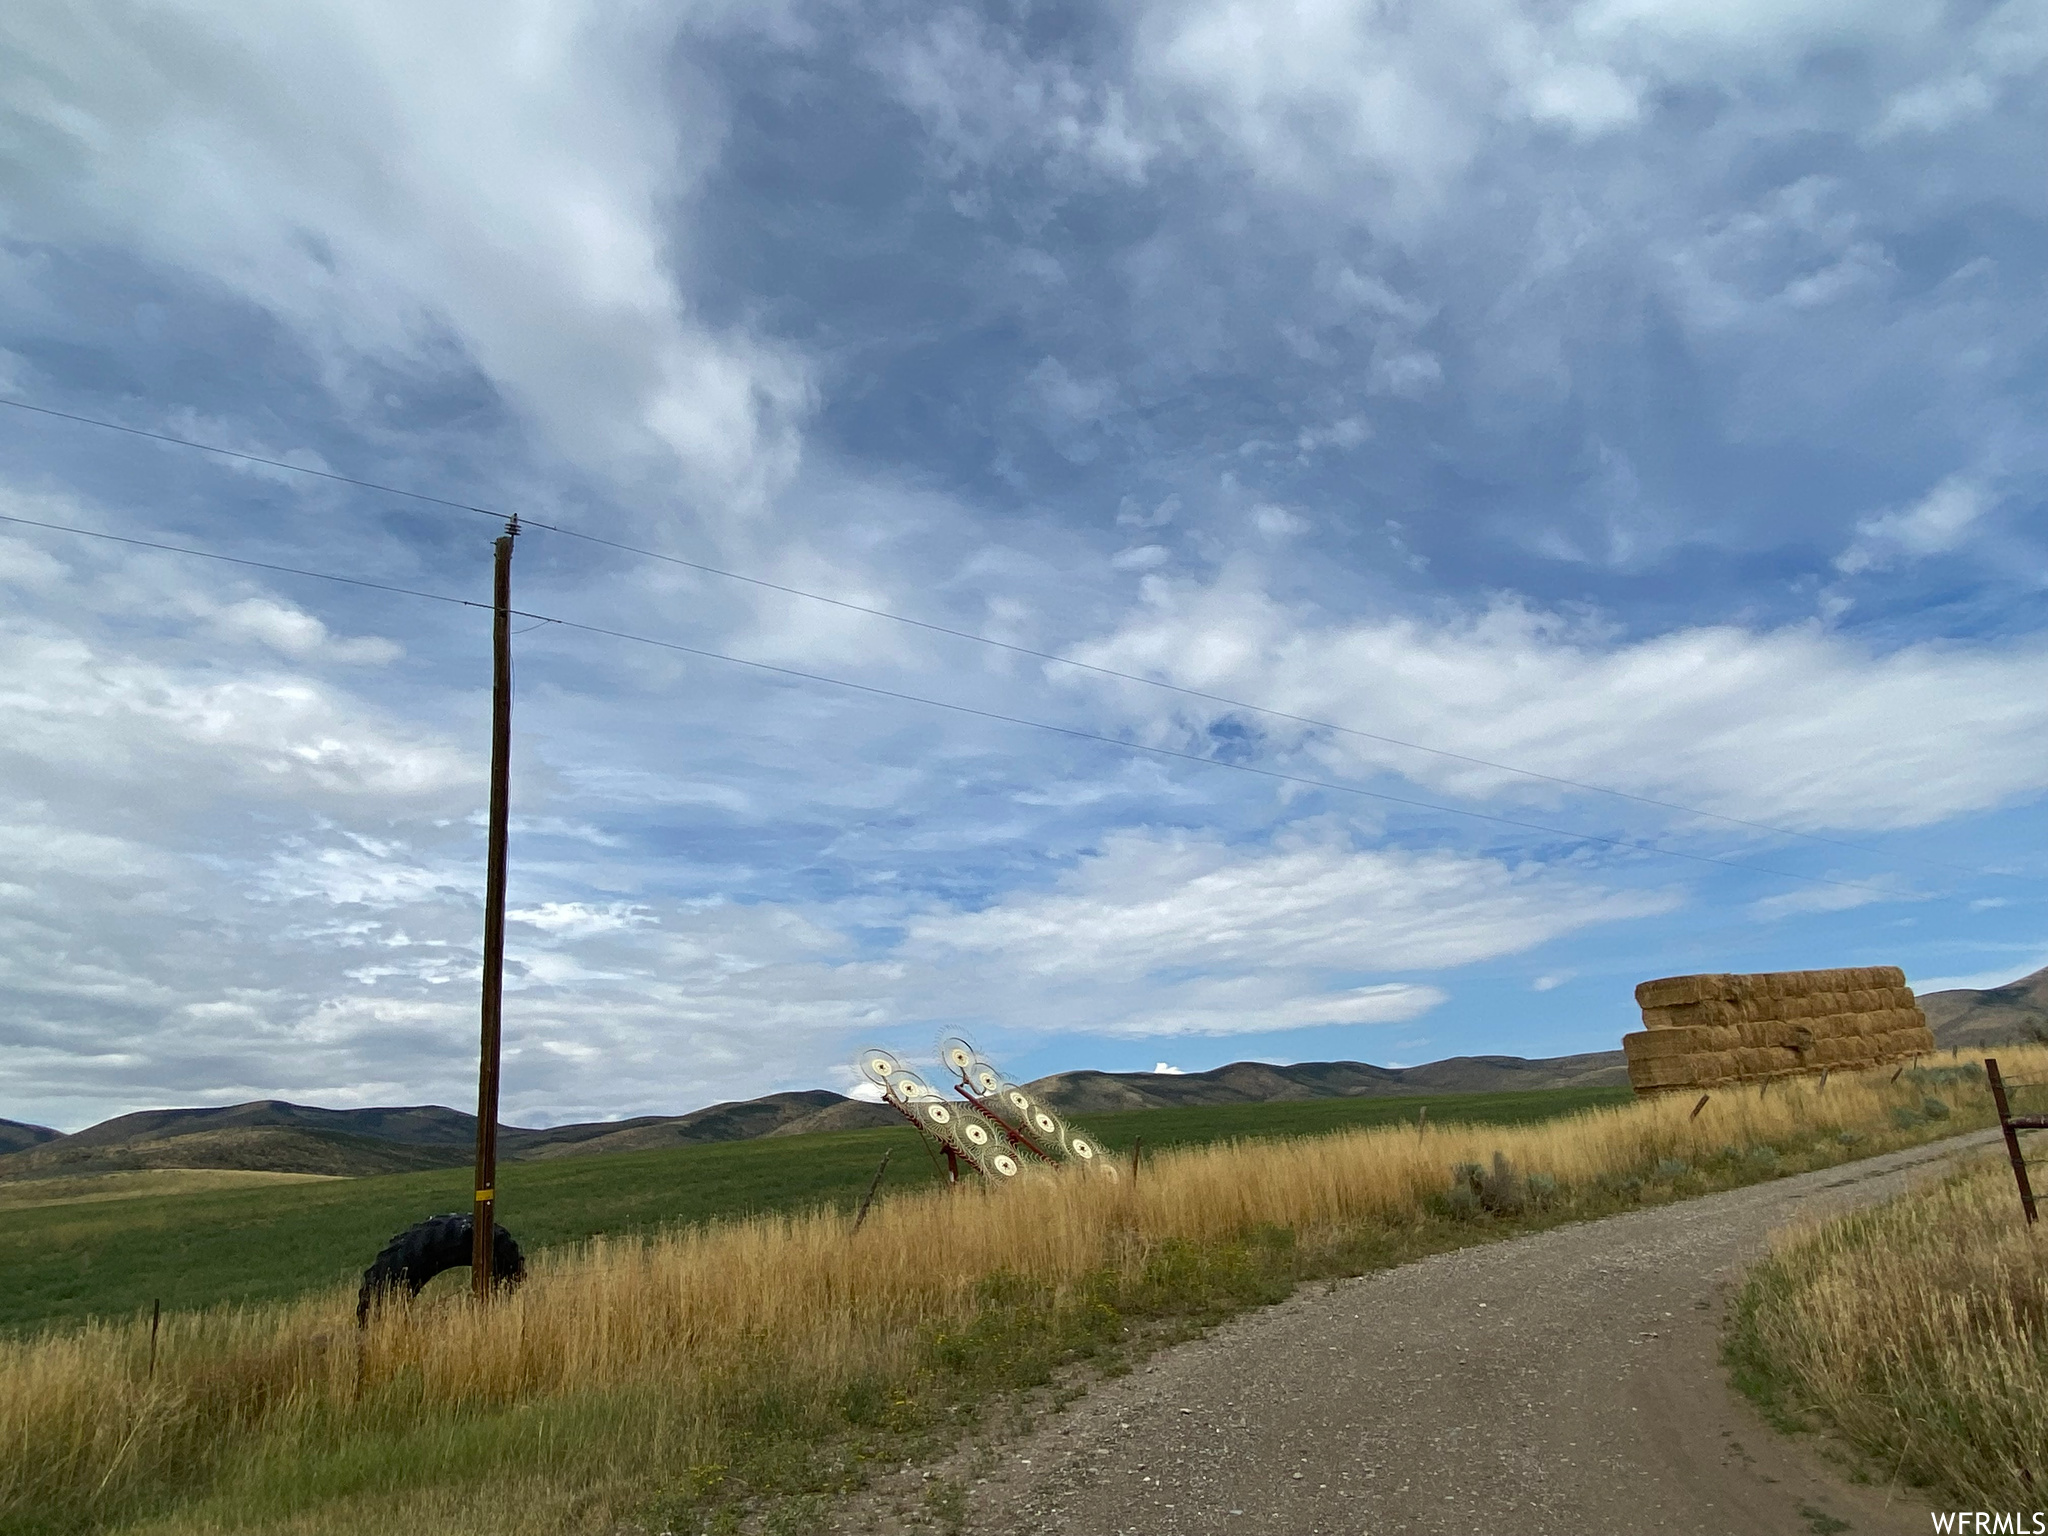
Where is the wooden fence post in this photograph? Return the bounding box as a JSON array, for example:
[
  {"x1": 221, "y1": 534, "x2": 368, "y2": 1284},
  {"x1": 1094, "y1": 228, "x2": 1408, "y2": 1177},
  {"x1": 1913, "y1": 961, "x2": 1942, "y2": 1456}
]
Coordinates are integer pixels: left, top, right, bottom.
[{"x1": 851, "y1": 1149, "x2": 892, "y2": 1234}]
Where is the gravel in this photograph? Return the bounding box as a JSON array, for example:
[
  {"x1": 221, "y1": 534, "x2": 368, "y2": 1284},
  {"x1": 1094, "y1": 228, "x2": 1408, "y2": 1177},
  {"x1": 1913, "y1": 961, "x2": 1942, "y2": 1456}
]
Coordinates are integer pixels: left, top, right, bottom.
[{"x1": 825, "y1": 1129, "x2": 1999, "y2": 1536}]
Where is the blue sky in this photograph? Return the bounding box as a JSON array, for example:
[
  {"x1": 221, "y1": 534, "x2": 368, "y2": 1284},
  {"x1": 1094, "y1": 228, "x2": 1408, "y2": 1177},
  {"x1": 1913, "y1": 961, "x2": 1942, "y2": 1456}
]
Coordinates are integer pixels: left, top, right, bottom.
[{"x1": 1, "y1": 0, "x2": 2043, "y2": 1132}]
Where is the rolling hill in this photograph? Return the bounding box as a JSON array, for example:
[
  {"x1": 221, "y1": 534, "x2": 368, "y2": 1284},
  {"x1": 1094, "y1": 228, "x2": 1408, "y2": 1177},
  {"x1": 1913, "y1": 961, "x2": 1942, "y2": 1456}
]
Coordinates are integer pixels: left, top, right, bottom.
[
  {"x1": 1921, "y1": 964, "x2": 2048, "y2": 1051},
  {"x1": 1026, "y1": 1051, "x2": 1628, "y2": 1114},
  {"x1": 1, "y1": 1050, "x2": 1626, "y2": 1181},
  {"x1": 0, "y1": 1126, "x2": 475, "y2": 1181},
  {"x1": 0, "y1": 1117, "x2": 61, "y2": 1155}
]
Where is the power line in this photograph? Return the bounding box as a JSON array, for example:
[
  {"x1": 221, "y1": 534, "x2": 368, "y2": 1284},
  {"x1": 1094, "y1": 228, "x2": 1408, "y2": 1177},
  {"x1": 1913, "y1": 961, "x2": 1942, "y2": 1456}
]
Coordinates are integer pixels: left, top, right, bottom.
[
  {"x1": 2, "y1": 508, "x2": 1925, "y2": 900},
  {"x1": 0, "y1": 397, "x2": 508, "y2": 528},
  {"x1": 0, "y1": 510, "x2": 490, "y2": 612},
  {"x1": 0, "y1": 393, "x2": 1978, "y2": 875}
]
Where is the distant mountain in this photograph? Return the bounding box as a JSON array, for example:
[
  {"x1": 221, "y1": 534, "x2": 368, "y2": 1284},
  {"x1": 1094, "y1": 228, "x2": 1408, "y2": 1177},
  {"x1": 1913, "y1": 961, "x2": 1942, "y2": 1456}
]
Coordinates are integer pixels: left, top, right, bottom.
[
  {"x1": 2, "y1": 1047, "x2": 1627, "y2": 1182},
  {"x1": 0, "y1": 1118, "x2": 61, "y2": 1155},
  {"x1": 1026, "y1": 1051, "x2": 1629, "y2": 1114},
  {"x1": 53, "y1": 1099, "x2": 479, "y2": 1151},
  {"x1": 512, "y1": 1091, "x2": 896, "y2": 1159},
  {"x1": 1920, "y1": 965, "x2": 2048, "y2": 1051},
  {"x1": 0, "y1": 1126, "x2": 465, "y2": 1180},
  {"x1": 0, "y1": 1092, "x2": 902, "y2": 1181}
]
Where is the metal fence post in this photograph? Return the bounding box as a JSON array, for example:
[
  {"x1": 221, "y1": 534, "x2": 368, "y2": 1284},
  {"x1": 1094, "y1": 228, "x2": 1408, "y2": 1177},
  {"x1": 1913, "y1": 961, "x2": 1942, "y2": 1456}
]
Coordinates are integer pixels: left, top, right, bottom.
[{"x1": 1987, "y1": 1058, "x2": 2039, "y2": 1224}]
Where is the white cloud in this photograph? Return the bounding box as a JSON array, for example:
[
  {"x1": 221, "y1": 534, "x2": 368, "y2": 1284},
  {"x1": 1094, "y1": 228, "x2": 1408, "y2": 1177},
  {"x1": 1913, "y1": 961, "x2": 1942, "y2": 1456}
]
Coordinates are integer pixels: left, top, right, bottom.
[
  {"x1": 1063, "y1": 572, "x2": 2048, "y2": 833},
  {"x1": 1252, "y1": 504, "x2": 1308, "y2": 539},
  {"x1": 1836, "y1": 475, "x2": 1992, "y2": 573},
  {"x1": 903, "y1": 824, "x2": 1670, "y2": 1036},
  {"x1": 1152, "y1": 1061, "x2": 1185, "y2": 1073},
  {"x1": 508, "y1": 902, "x2": 657, "y2": 939},
  {"x1": 1663, "y1": 177, "x2": 1899, "y2": 332},
  {"x1": 871, "y1": 9, "x2": 1158, "y2": 185},
  {"x1": 1, "y1": 629, "x2": 471, "y2": 802},
  {"x1": 1295, "y1": 418, "x2": 1371, "y2": 453},
  {"x1": 3, "y1": 2, "x2": 810, "y2": 512},
  {"x1": 1746, "y1": 879, "x2": 1912, "y2": 920},
  {"x1": 201, "y1": 598, "x2": 401, "y2": 665}
]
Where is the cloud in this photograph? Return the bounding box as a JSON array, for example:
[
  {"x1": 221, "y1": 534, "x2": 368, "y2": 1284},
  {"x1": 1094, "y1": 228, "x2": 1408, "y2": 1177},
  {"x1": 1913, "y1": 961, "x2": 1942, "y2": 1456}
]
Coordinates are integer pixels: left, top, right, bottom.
[
  {"x1": 508, "y1": 902, "x2": 657, "y2": 940},
  {"x1": 902, "y1": 825, "x2": 1671, "y2": 1036},
  {"x1": 1746, "y1": 879, "x2": 1913, "y2": 920},
  {"x1": 0, "y1": 0, "x2": 2040, "y2": 1132},
  {"x1": 870, "y1": 8, "x2": 1157, "y2": 186},
  {"x1": 3, "y1": 2, "x2": 811, "y2": 512},
  {"x1": 1835, "y1": 475, "x2": 1993, "y2": 573},
  {"x1": 1062, "y1": 572, "x2": 2048, "y2": 833},
  {"x1": 1252, "y1": 504, "x2": 1308, "y2": 539},
  {"x1": 199, "y1": 597, "x2": 401, "y2": 665}
]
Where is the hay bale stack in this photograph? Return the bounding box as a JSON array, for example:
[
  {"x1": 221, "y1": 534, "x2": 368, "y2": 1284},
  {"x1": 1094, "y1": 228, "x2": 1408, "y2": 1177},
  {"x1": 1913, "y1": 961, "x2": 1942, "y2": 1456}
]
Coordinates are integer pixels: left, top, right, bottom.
[{"x1": 1622, "y1": 966, "x2": 1934, "y2": 1095}]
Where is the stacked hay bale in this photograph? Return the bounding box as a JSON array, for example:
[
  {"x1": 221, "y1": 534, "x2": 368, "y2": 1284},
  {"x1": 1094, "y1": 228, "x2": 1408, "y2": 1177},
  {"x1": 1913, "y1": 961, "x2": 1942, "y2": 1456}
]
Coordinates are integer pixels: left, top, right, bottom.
[{"x1": 1623, "y1": 966, "x2": 1935, "y2": 1096}]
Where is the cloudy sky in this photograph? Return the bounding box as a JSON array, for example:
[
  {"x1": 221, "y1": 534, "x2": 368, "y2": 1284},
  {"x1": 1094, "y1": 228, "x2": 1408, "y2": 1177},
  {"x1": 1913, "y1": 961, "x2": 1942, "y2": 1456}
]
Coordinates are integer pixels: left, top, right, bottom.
[{"x1": 1, "y1": 0, "x2": 2043, "y2": 1132}]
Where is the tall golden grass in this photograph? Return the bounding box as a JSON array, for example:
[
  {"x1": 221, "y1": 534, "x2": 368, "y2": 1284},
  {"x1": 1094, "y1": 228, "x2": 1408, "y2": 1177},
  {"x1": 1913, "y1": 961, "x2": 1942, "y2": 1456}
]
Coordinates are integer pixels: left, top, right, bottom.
[
  {"x1": 1733, "y1": 1140, "x2": 2048, "y2": 1508},
  {"x1": 4, "y1": 1055, "x2": 2018, "y2": 1535}
]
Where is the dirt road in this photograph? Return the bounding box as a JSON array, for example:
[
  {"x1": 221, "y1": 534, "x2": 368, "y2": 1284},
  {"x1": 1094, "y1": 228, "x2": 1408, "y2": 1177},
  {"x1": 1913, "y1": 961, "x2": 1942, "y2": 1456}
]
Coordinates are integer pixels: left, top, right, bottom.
[{"x1": 854, "y1": 1131, "x2": 1997, "y2": 1536}]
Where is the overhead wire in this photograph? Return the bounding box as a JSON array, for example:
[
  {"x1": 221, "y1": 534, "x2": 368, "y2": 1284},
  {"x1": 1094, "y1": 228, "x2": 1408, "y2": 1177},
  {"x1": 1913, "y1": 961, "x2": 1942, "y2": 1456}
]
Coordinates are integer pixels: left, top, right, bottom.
[
  {"x1": 0, "y1": 509, "x2": 491, "y2": 612},
  {"x1": 0, "y1": 392, "x2": 1966, "y2": 875},
  {"x1": 1, "y1": 507, "x2": 1924, "y2": 899}
]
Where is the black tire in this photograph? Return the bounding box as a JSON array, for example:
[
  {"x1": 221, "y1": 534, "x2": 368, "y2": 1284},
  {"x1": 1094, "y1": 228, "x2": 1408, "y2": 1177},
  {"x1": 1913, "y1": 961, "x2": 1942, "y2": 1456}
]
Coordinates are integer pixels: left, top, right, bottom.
[{"x1": 356, "y1": 1212, "x2": 524, "y2": 1323}]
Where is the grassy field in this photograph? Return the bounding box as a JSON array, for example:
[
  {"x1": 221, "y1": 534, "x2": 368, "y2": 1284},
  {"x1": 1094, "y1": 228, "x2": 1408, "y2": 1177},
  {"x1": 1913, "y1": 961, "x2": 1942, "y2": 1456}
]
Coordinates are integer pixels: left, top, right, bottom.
[
  {"x1": 1081, "y1": 1083, "x2": 1629, "y2": 1150},
  {"x1": 1, "y1": 1059, "x2": 2014, "y2": 1536},
  {"x1": 1728, "y1": 1131, "x2": 2048, "y2": 1509},
  {"x1": 0, "y1": 1170, "x2": 342, "y2": 1213},
  {"x1": 0, "y1": 1086, "x2": 1627, "y2": 1336}
]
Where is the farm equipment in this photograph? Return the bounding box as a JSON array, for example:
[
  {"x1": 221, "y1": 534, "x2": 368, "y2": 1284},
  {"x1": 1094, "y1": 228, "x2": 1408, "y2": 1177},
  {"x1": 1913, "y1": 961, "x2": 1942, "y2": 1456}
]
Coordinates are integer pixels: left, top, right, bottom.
[{"x1": 858, "y1": 1037, "x2": 1115, "y2": 1183}]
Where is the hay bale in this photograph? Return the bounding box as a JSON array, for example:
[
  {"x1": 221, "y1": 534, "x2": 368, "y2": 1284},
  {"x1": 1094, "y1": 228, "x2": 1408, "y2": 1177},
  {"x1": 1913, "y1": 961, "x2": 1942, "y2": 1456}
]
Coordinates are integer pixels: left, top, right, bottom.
[
  {"x1": 1625, "y1": 1051, "x2": 1704, "y2": 1090},
  {"x1": 1625, "y1": 1024, "x2": 1745, "y2": 1058},
  {"x1": 1732, "y1": 1045, "x2": 1804, "y2": 1076},
  {"x1": 1628, "y1": 966, "x2": 1920, "y2": 1092},
  {"x1": 1624, "y1": 1030, "x2": 1687, "y2": 1062},
  {"x1": 1873, "y1": 1025, "x2": 1936, "y2": 1061},
  {"x1": 1758, "y1": 966, "x2": 1906, "y2": 998},
  {"x1": 1625, "y1": 1044, "x2": 1747, "y2": 1091},
  {"x1": 1812, "y1": 1036, "x2": 1879, "y2": 1068},
  {"x1": 1636, "y1": 974, "x2": 1738, "y2": 1009},
  {"x1": 1798, "y1": 1010, "x2": 1893, "y2": 1043},
  {"x1": 1640, "y1": 998, "x2": 1743, "y2": 1029}
]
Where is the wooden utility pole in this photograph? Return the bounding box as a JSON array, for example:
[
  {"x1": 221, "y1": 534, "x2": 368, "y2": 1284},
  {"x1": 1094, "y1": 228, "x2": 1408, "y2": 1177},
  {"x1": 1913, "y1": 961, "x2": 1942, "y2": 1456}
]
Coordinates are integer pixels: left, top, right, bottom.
[{"x1": 472, "y1": 519, "x2": 518, "y2": 1299}]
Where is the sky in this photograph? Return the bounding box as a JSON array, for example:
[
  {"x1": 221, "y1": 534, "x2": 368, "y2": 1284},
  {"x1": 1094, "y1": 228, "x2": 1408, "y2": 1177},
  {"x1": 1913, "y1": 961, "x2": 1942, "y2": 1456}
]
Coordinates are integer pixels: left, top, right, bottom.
[{"x1": 1, "y1": 0, "x2": 2043, "y2": 1133}]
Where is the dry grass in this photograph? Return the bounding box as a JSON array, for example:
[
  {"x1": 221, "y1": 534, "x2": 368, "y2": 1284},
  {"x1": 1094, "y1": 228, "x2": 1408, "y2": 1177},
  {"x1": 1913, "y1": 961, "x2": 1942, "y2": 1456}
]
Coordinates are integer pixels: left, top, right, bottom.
[
  {"x1": 3, "y1": 1055, "x2": 2019, "y2": 1536},
  {"x1": 1730, "y1": 1135, "x2": 2048, "y2": 1507}
]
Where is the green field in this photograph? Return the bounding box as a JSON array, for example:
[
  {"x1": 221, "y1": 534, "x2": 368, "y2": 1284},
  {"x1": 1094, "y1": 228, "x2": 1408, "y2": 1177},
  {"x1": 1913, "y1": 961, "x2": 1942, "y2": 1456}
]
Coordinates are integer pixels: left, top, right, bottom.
[{"x1": 0, "y1": 1085, "x2": 1629, "y2": 1336}]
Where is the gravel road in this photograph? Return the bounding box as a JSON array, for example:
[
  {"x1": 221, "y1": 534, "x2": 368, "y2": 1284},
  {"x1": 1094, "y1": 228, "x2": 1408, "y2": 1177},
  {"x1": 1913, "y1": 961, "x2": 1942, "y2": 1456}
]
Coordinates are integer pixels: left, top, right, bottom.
[{"x1": 836, "y1": 1129, "x2": 1998, "y2": 1536}]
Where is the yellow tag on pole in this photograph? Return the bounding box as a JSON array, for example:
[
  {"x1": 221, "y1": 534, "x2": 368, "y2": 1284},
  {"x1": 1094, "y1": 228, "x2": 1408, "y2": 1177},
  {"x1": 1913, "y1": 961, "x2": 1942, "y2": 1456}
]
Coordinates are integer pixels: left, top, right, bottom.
[{"x1": 474, "y1": 1189, "x2": 494, "y2": 1202}]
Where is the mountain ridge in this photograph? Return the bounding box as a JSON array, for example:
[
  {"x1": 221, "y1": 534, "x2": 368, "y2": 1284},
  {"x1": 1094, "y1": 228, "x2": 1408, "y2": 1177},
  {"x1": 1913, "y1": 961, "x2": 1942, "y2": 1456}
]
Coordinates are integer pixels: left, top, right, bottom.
[
  {"x1": 0, "y1": 1049, "x2": 1625, "y2": 1180},
  {"x1": 12, "y1": 966, "x2": 2037, "y2": 1183},
  {"x1": 1919, "y1": 964, "x2": 2048, "y2": 1051},
  {"x1": 0, "y1": 1117, "x2": 62, "y2": 1155}
]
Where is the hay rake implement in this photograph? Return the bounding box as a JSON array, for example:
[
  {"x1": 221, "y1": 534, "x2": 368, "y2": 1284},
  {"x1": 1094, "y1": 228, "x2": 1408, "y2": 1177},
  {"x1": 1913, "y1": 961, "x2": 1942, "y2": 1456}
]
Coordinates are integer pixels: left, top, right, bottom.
[{"x1": 859, "y1": 1039, "x2": 1116, "y2": 1184}]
